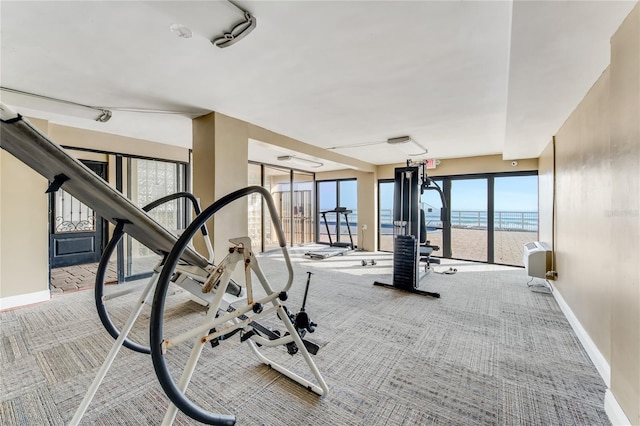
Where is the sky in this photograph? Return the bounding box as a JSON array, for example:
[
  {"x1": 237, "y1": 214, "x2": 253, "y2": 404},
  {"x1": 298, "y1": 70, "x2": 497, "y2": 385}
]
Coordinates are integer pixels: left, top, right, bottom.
[{"x1": 378, "y1": 175, "x2": 538, "y2": 212}]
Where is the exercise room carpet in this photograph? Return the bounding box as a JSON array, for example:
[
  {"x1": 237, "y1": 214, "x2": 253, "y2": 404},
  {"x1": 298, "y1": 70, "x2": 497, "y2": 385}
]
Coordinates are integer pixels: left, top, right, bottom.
[{"x1": 0, "y1": 249, "x2": 610, "y2": 425}]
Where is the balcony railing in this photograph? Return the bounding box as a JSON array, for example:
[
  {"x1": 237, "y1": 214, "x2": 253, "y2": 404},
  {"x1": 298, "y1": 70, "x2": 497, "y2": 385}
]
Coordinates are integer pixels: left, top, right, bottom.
[{"x1": 379, "y1": 209, "x2": 538, "y2": 232}]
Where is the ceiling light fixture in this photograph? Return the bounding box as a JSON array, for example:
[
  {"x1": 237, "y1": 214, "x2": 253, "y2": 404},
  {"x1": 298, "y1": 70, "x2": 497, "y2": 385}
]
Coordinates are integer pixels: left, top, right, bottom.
[
  {"x1": 277, "y1": 155, "x2": 323, "y2": 169},
  {"x1": 211, "y1": 1, "x2": 257, "y2": 48},
  {"x1": 326, "y1": 135, "x2": 429, "y2": 157},
  {"x1": 387, "y1": 136, "x2": 429, "y2": 156}
]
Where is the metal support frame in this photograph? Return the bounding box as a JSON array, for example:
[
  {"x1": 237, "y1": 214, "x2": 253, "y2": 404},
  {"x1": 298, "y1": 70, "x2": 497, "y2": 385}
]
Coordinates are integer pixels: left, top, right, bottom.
[
  {"x1": 150, "y1": 186, "x2": 328, "y2": 425},
  {"x1": 0, "y1": 109, "x2": 327, "y2": 426}
]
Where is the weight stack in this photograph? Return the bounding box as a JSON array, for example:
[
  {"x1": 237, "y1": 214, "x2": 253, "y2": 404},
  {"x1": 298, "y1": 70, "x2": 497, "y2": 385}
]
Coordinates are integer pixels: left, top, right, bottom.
[{"x1": 393, "y1": 235, "x2": 418, "y2": 291}]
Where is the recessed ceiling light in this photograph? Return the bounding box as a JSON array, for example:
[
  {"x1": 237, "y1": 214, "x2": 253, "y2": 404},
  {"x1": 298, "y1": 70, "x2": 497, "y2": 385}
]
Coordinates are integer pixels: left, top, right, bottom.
[{"x1": 170, "y1": 24, "x2": 192, "y2": 39}]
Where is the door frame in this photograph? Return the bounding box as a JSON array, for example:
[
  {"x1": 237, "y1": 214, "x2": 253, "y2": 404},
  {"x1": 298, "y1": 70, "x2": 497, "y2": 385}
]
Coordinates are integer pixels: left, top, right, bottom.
[{"x1": 49, "y1": 160, "x2": 108, "y2": 268}]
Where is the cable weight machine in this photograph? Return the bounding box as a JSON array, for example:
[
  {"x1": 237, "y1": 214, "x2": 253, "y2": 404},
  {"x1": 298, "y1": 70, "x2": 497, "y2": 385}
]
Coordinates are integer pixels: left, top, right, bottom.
[{"x1": 374, "y1": 160, "x2": 450, "y2": 297}]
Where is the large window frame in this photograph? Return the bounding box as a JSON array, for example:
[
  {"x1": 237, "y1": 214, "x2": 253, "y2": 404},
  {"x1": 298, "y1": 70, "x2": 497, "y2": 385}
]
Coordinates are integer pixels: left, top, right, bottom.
[
  {"x1": 57, "y1": 145, "x2": 190, "y2": 282},
  {"x1": 315, "y1": 178, "x2": 357, "y2": 247},
  {"x1": 248, "y1": 161, "x2": 316, "y2": 252},
  {"x1": 124, "y1": 156, "x2": 188, "y2": 281},
  {"x1": 377, "y1": 170, "x2": 538, "y2": 266}
]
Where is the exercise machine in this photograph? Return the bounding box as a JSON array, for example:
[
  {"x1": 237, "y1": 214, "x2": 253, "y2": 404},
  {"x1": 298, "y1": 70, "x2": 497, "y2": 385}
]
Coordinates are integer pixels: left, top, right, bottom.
[
  {"x1": 304, "y1": 207, "x2": 355, "y2": 259},
  {"x1": 1, "y1": 103, "x2": 328, "y2": 425},
  {"x1": 374, "y1": 160, "x2": 450, "y2": 297}
]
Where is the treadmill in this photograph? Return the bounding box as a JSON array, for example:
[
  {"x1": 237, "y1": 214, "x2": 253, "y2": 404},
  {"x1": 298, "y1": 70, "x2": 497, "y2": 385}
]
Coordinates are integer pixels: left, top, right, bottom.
[{"x1": 305, "y1": 207, "x2": 355, "y2": 259}]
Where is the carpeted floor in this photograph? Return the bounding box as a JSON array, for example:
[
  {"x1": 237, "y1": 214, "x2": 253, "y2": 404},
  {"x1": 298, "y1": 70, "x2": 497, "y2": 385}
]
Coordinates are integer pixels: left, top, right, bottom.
[{"x1": 0, "y1": 248, "x2": 609, "y2": 425}]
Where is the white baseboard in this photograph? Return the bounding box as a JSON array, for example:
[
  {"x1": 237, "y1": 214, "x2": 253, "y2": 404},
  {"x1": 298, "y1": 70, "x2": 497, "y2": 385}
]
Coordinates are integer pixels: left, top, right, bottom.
[
  {"x1": 0, "y1": 289, "x2": 50, "y2": 311},
  {"x1": 550, "y1": 283, "x2": 611, "y2": 386},
  {"x1": 551, "y1": 284, "x2": 633, "y2": 426},
  {"x1": 605, "y1": 389, "x2": 632, "y2": 426}
]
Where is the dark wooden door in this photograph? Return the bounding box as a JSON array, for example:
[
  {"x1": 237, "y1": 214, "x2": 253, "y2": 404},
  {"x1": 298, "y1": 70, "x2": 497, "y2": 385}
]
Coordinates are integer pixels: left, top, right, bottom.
[{"x1": 50, "y1": 160, "x2": 107, "y2": 268}]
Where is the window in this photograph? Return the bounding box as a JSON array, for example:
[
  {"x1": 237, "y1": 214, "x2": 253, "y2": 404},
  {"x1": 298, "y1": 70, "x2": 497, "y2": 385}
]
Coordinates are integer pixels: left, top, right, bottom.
[
  {"x1": 494, "y1": 175, "x2": 538, "y2": 266},
  {"x1": 317, "y1": 179, "x2": 357, "y2": 247},
  {"x1": 378, "y1": 171, "x2": 538, "y2": 266},
  {"x1": 450, "y1": 178, "x2": 488, "y2": 262},
  {"x1": 248, "y1": 163, "x2": 262, "y2": 249},
  {"x1": 249, "y1": 162, "x2": 316, "y2": 251},
  {"x1": 125, "y1": 158, "x2": 187, "y2": 280},
  {"x1": 378, "y1": 180, "x2": 394, "y2": 251}
]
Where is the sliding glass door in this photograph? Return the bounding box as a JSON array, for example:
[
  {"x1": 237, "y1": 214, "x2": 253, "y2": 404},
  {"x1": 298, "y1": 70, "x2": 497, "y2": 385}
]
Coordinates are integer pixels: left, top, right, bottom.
[
  {"x1": 378, "y1": 172, "x2": 537, "y2": 266},
  {"x1": 451, "y1": 178, "x2": 488, "y2": 262},
  {"x1": 420, "y1": 179, "x2": 445, "y2": 252},
  {"x1": 293, "y1": 172, "x2": 315, "y2": 245},
  {"x1": 249, "y1": 162, "x2": 316, "y2": 251},
  {"x1": 263, "y1": 165, "x2": 290, "y2": 251},
  {"x1": 494, "y1": 175, "x2": 538, "y2": 266}
]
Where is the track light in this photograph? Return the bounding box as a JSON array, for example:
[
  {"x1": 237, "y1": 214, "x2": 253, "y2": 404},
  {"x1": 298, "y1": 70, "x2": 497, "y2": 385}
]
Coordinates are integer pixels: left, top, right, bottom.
[
  {"x1": 277, "y1": 155, "x2": 323, "y2": 169},
  {"x1": 386, "y1": 136, "x2": 412, "y2": 145},
  {"x1": 387, "y1": 136, "x2": 428, "y2": 156},
  {"x1": 95, "y1": 109, "x2": 112, "y2": 122}
]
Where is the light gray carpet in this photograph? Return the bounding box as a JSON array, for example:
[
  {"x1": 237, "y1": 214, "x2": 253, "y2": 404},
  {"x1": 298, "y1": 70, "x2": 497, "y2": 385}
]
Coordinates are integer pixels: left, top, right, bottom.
[{"x1": 0, "y1": 249, "x2": 609, "y2": 425}]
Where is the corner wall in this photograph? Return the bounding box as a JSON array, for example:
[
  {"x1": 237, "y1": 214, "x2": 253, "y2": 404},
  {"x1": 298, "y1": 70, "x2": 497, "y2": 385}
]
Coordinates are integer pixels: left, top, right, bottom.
[
  {"x1": 540, "y1": 4, "x2": 639, "y2": 423},
  {"x1": 609, "y1": 3, "x2": 639, "y2": 423}
]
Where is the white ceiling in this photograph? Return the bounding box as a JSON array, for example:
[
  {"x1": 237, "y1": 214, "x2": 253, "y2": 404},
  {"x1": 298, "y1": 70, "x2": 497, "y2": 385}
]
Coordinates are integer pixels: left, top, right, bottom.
[{"x1": 1, "y1": 1, "x2": 636, "y2": 170}]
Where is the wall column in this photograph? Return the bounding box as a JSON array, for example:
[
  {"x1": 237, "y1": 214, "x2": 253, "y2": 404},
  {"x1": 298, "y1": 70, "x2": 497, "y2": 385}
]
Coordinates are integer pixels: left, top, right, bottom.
[
  {"x1": 356, "y1": 170, "x2": 378, "y2": 251},
  {"x1": 192, "y1": 112, "x2": 249, "y2": 262},
  {"x1": 0, "y1": 118, "x2": 50, "y2": 309}
]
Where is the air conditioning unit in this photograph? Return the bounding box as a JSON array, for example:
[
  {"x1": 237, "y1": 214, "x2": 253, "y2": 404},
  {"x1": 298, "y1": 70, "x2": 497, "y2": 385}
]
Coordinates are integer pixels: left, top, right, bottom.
[{"x1": 523, "y1": 241, "x2": 552, "y2": 279}]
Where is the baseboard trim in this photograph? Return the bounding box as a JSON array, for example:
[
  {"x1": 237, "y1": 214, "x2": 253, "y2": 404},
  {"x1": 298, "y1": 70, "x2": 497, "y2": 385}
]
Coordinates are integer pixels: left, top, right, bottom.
[
  {"x1": 605, "y1": 389, "x2": 632, "y2": 426},
  {"x1": 550, "y1": 283, "x2": 611, "y2": 386},
  {"x1": 550, "y1": 284, "x2": 633, "y2": 426},
  {"x1": 0, "y1": 289, "x2": 50, "y2": 311}
]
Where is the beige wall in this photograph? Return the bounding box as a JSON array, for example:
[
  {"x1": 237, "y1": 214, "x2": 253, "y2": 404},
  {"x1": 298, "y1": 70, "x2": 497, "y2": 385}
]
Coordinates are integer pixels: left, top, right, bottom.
[
  {"x1": 554, "y1": 68, "x2": 613, "y2": 362},
  {"x1": 540, "y1": 4, "x2": 639, "y2": 422},
  {"x1": 49, "y1": 124, "x2": 189, "y2": 163},
  {"x1": 377, "y1": 155, "x2": 538, "y2": 180},
  {"x1": 0, "y1": 118, "x2": 192, "y2": 307},
  {"x1": 193, "y1": 113, "x2": 249, "y2": 261},
  {"x1": 609, "y1": 4, "x2": 639, "y2": 423},
  {"x1": 355, "y1": 171, "x2": 378, "y2": 251},
  {"x1": 0, "y1": 118, "x2": 50, "y2": 304}
]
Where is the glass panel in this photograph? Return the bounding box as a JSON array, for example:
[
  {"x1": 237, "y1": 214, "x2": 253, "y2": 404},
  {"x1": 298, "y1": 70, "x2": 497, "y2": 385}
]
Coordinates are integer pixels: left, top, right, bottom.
[
  {"x1": 317, "y1": 181, "x2": 337, "y2": 244},
  {"x1": 451, "y1": 179, "x2": 487, "y2": 262},
  {"x1": 338, "y1": 180, "x2": 357, "y2": 247},
  {"x1": 378, "y1": 181, "x2": 394, "y2": 251},
  {"x1": 494, "y1": 175, "x2": 539, "y2": 266},
  {"x1": 293, "y1": 172, "x2": 314, "y2": 245},
  {"x1": 420, "y1": 179, "x2": 444, "y2": 253},
  {"x1": 263, "y1": 166, "x2": 290, "y2": 250},
  {"x1": 54, "y1": 190, "x2": 96, "y2": 233},
  {"x1": 126, "y1": 158, "x2": 185, "y2": 278},
  {"x1": 248, "y1": 163, "x2": 262, "y2": 251}
]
